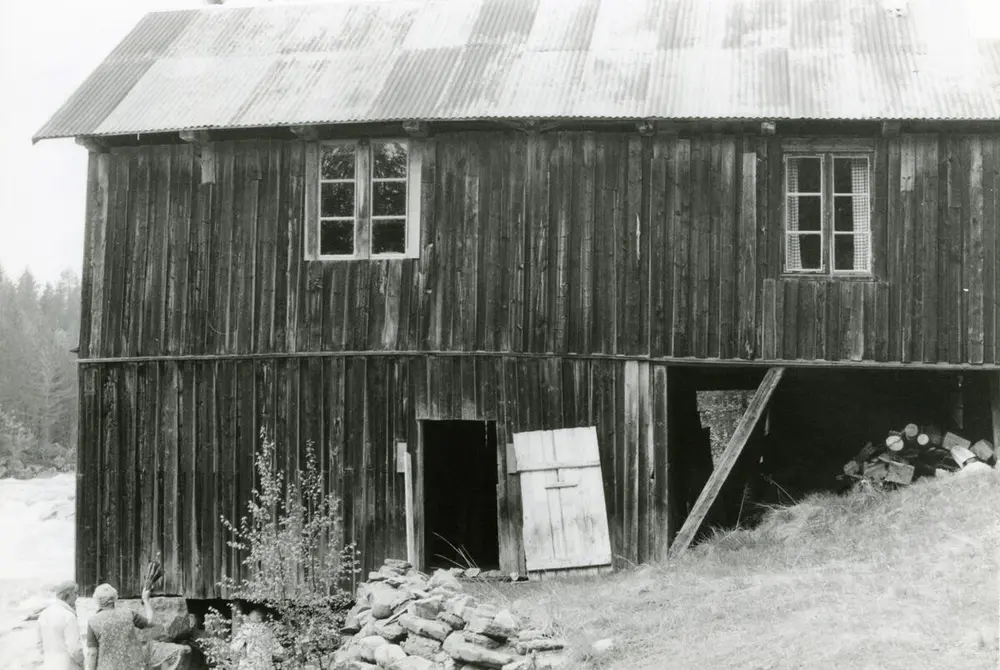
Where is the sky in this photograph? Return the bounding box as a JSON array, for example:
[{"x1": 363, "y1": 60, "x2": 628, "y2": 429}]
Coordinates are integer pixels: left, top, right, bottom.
[
  {"x1": 0, "y1": 0, "x2": 351, "y2": 285},
  {"x1": 1, "y1": 0, "x2": 998, "y2": 285},
  {"x1": 0, "y1": 0, "x2": 204, "y2": 285}
]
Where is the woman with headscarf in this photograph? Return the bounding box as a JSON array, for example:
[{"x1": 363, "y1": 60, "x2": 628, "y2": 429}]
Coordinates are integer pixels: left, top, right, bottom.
[
  {"x1": 84, "y1": 584, "x2": 153, "y2": 670},
  {"x1": 37, "y1": 581, "x2": 84, "y2": 669}
]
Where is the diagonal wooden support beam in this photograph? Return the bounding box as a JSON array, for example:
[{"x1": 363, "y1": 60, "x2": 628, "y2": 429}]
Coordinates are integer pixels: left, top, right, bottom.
[{"x1": 668, "y1": 366, "x2": 786, "y2": 557}]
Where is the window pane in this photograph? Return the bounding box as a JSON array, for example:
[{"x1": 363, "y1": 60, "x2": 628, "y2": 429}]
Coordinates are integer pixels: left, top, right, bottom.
[
  {"x1": 373, "y1": 182, "x2": 407, "y2": 216},
  {"x1": 320, "y1": 220, "x2": 354, "y2": 256},
  {"x1": 787, "y1": 195, "x2": 822, "y2": 232},
  {"x1": 321, "y1": 145, "x2": 354, "y2": 180},
  {"x1": 834, "y1": 157, "x2": 868, "y2": 194},
  {"x1": 372, "y1": 220, "x2": 406, "y2": 255},
  {"x1": 834, "y1": 234, "x2": 871, "y2": 272},
  {"x1": 800, "y1": 235, "x2": 822, "y2": 270},
  {"x1": 834, "y1": 235, "x2": 855, "y2": 271},
  {"x1": 321, "y1": 182, "x2": 354, "y2": 218},
  {"x1": 373, "y1": 141, "x2": 408, "y2": 179},
  {"x1": 788, "y1": 156, "x2": 821, "y2": 193},
  {"x1": 834, "y1": 195, "x2": 854, "y2": 231},
  {"x1": 787, "y1": 233, "x2": 823, "y2": 271}
]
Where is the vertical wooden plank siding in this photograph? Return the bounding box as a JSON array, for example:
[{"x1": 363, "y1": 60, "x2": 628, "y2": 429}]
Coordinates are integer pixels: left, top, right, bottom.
[
  {"x1": 79, "y1": 152, "x2": 99, "y2": 357},
  {"x1": 983, "y1": 138, "x2": 997, "y2": 365},
  {"x1": 887, "y1": 137, "x2": 903, "y2": 362},
  {"x1": 74, "y1": 130, "x2": 1000, "y2": 597},
  {"x1": 967, "y1": 137, "x2": 986, "y2": 364},
  {"x1": 550, "y1": 136, "x2": 571, "y2": 354},
  {"x1": 917, "y1": 137, "x2": 939, "y2": 362},
  {"x1": 82, "y1": 131, "x2": 999, "y2": 366},
  {"x1": 77, "y1": 369, "x2": 99, "y2": 592},
  {"x1": 577, "y1": 134, "x2": 597, "y2": 356},
  {"x1": 760, "y1": 279, "x2": 778, "y2": 359},
  {"x1": 899, "y1": 136, "x2": 916, "y2": 363},
  {"x1": 690, "y1": 138, "x2": 710, "y2": 358},
  {"x1": 101, "y1": 367, "x2": 121, "y2": 591},
  {"x1": 651, "y1": 364, "x2": 672, "y2": 558},
  {"x1": 671, "y1": 138, "x2": 692, "y2": 356},
  {"x1": 77, "y1": 356, "x2": 684, "y2": 594},
  {"x1": 990, "y1": 373, "x2": 1000, "y2": 453},
  {"x1": 738, "y1": 149, "x2": 758, "y2": 359},
  {"x1": 718, "y1": 138, "x2": 738, "y2": 360},
  {"x1": 946, "y1": 137, "x2": 967, "y2": 363},
  {"x1": 648, "y1": 136, "x2": 671, "y2": 357}
]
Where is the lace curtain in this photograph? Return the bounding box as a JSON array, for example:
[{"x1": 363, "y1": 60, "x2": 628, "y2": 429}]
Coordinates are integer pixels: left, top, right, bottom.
[{"x1": 785, "y1": 157, "x2": 869, "y2": 272}]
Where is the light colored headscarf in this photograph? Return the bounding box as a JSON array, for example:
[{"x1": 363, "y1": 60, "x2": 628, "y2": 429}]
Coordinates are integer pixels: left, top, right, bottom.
[
  {"x1": 53, "y1": 580, "x2": 78, "y2": 603},
  {"x1": 93, "y1": 584, "x2": 118, "y2": 610}
]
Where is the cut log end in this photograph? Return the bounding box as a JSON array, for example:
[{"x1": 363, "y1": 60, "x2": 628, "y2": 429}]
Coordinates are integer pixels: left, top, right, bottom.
[
  {"x1": 970, "y1": 440, "x2": 995, "y2": 464},
  {"x1": 849, "y1": 426, "x2": 987, "y2": 488},
  {"x1": 924, "y1": 425, "x2": 944, "y2": 447},
  {"x1": 949, "y1": 445, "x2": 978, "y2": 468}
]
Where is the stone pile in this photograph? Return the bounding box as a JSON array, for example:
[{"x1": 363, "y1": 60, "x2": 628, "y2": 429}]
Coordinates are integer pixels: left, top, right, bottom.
[{"x1": 334, "y1": 559, "x2": 568, "y2": 670}]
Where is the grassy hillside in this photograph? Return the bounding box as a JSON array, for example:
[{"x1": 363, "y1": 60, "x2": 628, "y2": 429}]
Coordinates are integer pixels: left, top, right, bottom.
[{"x1": 471, "y1": 470, "x2": 1000, "y2": 669}]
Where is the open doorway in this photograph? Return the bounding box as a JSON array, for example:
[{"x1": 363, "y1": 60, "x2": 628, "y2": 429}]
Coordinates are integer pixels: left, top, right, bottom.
[{"x1": 422, "y1": 420, "x2": 499, "y2": 571}]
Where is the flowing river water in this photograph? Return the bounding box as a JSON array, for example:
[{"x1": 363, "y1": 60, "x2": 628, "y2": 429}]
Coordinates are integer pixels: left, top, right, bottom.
[{"x1": 0, "y1": 474, "x2": 76, "y2": 669}]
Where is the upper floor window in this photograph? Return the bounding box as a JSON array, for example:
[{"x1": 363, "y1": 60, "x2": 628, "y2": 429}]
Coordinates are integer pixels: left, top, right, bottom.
[
  {"x1": 784, "y1": 153, "x2": 872, "y2": 275},
  {"x1": 307, "y1": 139, "x2": 421, "y2": 260}
]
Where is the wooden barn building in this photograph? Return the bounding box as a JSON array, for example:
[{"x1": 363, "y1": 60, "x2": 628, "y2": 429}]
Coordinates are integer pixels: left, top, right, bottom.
[{"x1": 35, "y1": 0, "x2": 1000, "y2": 598}]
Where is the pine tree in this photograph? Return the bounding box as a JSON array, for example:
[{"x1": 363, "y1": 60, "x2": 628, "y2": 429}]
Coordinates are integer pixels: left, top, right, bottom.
[{"x1": 0, "y1": 264, "x2": 81, "y2": 477}]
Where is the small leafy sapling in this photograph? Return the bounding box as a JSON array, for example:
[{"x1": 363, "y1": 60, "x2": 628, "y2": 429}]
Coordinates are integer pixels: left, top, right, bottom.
[{"x1": 199, "y1": 429, "x2": 361, "y2": 669}]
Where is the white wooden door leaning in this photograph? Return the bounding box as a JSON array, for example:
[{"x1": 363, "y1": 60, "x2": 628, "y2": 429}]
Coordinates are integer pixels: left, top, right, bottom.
[{"x1": 512, "y1": 426, "x2": 612, "y2": 576}]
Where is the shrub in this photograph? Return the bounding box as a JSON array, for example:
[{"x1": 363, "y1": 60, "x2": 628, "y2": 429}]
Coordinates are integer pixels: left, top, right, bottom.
[
  {"x1": 698, "y1": 390, "x2": 753, "y2": 460},
  {"x1": 199, "y1": 429, "x2": 361, "y2": 669}
]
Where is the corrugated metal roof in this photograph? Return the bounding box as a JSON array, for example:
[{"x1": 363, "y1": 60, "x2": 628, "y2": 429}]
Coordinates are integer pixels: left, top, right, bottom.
[{"x1": 34, "y1": 0, "x2": 1000, "y2": 141}]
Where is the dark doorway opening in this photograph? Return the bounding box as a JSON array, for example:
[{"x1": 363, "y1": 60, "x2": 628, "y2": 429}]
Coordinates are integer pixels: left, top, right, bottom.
[{"x1": 422, "y1": 420, "x2": 499, "y2": 571}]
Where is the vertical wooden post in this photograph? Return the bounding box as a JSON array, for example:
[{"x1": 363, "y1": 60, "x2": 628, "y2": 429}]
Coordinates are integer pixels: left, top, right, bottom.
[
  {"x1": 397, "y1": 442, "x2": 416, "y2": 566},
  {"x1": 414, "y1": 420, "x2": 425, "y2": 571},
  {"x1": 989, "y1": 373, "x2": 1000, "y2": 455},
  {"x1": 652, "y1": 365, "x2": 672, "y2": 560}
]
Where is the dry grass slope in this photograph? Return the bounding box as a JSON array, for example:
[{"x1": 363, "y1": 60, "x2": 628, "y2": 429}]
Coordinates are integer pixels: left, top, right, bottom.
[{"x1": 470, "y1": 470, "x2": 1000, "y2": 670}]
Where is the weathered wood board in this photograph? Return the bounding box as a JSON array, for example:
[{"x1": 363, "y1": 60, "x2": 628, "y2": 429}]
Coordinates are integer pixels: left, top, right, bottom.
[
  {"x1": 79, "y1": 133, "x2": 1000, "y2": 367},
  {"x1": 513, "y1": 427, "x2": 612, "y2": 574},
  {"x1": 669, "y1": 367, "x2": 785, "y2": 556},
  {"x1": 77, "y1": 356, "x2": 674, "y2": 597}
]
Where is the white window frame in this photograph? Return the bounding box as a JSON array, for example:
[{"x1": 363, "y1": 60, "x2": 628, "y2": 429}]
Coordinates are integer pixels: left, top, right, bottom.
[
  {"x1": 830, "y1": 154, "x2": 871, "y2": 276},
  {"x1": 305, "y1": 138, "x2": 422, "y2": 261},
  {"x1": 317, "y1": 139, "x2": 360, "y2": 260},
  {"x1": 783, "y1": 151, "x2": 873, "y2": 277},
  {"x1": 784, "y1": 153, "x2": 825, "y2": 275}
]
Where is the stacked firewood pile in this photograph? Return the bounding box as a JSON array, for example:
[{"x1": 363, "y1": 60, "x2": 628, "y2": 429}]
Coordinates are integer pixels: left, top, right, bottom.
[
  {"x1": 334, "y1": 559, "x2": 567, "y2": 670},
  {"x1": 840, "y1": 424, "x2": 996, "y2": 487}
]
